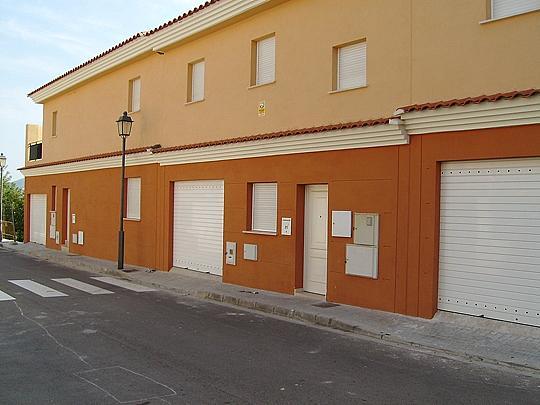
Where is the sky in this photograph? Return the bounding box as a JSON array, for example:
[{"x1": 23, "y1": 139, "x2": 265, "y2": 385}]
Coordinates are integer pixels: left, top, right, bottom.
[{"x1": 0, "y1": 0, "x2": 202, "y2": 180}]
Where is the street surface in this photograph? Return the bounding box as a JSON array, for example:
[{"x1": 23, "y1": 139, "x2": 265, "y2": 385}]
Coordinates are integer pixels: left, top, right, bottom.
[{"x1": 0, "y1": 248, "x2": 538, "y2": 404}]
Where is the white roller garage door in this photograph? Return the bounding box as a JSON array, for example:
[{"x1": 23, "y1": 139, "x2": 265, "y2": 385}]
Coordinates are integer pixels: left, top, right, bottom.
[
  {"x1": 439, "y1": 158, "x2": 540, "y2": 327},
  {"x1": 173, "y1": 180, "x2": 224, "y2": 276},
  {"x1": 29, "y1": 194, "x2": 47, "y2": 245}
]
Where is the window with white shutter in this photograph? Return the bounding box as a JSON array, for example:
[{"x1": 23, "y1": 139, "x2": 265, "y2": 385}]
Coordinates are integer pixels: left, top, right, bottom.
[
  {"x1": 251, "y1": 183, "x2": 277, "y2": 233},
  {"x1": 492, "y1": 0, "x2": 540, "y2": 19},
  {"x1": 129, "y1": 77, "x2": 141, "y2": 112},
  {"x1": 189, "y1": 60, "x2": 205, "y2": 102},
  {"x1": 336, "y1": 41, "x2": 367, "y2": 91},
  {"x1": 126, "y1": 177, "x2": 141, "y2": 220},
  {"x1": 254, "y1": 35, "x2": 275, "y2": 86}
]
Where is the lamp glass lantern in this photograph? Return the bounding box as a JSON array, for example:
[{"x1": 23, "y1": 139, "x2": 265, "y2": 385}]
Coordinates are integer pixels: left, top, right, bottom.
[
  {"x1": 0, "y1": 153, "x2": 6, "y2": 168},
  {"x1": 116, "y1": 112, "x2": 133, "y2": 138}
]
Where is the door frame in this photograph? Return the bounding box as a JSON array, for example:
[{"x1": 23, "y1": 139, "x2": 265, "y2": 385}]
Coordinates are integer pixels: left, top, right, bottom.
[{"x1": 302, "y1": 184, "x2": 329, "y2": 296}]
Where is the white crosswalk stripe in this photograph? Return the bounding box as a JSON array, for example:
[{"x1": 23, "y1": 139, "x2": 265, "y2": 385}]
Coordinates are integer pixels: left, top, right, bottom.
[
  {"x1": 91, "y1": 277, "x2": 157, "y2": 292},
  {"x1": 52, "y1": 278, "x2": 114, "y2": 295},
  {"x1": 0, "y1": 289, "x2": 15, "y2": 301},
  {"x1": 8, "y1": 280, "x2": 68, "y2": 298}
]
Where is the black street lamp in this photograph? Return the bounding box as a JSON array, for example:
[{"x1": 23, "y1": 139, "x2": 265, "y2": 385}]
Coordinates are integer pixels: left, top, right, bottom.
[
  {"x1": 116, "y1": 112, "x2": 133, "y2": 270},
  {"x1": 0, "y1": 153, "x2": 6, "y2": 246}
]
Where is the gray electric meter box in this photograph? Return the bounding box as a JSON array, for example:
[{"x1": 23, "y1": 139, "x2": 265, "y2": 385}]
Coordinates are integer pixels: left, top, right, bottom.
[
  {"x1": 353, "y1": 213, "x2": 379, "y2": 246},
  {"x1": 345, "y1": 213, "x2": 380, "y2": 279}
]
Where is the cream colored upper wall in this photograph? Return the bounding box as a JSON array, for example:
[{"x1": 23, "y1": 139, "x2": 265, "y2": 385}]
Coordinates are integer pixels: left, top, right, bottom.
[
  {"x1": 411, "y1": 0, "x2": 540, "y2": 103},
  {"x1": 35, "y1": 0, "x2": 540, "y2": 165}
]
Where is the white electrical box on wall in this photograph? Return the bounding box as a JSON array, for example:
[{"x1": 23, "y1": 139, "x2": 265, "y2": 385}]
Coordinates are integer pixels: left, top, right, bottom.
[
  {"x1": 281, "y1": 217, "x2": 292, "y2": 236},
  {"x1": 345, "y1": 244, "x2": 378, "y2": 279},
  {"x1": 331, "y1": 211, "x2": 352, "y2": 237},
  {"x1": 77, "y1": 231, "x2": 84, "y2": 245},
  {"x1": 72, "y1": 233, "x2": 78, "y2": 244},
  {"x1": 55, "y1": 231, "x2": 60, "y2": 245},
  {"x1": 244, "y1": 244, "x2": 258, "y2": 261},
  {"x1": 226, "y1": 241, "x2": 237, "y2": 265},
  {"x1": 353, "y1": 213, "x2": 379, "y2": 246}
]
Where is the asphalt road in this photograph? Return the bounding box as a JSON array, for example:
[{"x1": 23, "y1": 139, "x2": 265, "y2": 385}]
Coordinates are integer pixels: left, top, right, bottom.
[{"x1": 0, "y1": 248, "x2": 538, "y2": 404}]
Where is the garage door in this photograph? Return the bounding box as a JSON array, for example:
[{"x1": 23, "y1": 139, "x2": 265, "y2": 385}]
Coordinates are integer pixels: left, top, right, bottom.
[
  {"x1": 29, "y1": 194, "x2": 47, "y2": 245},
  {"x1": 439, "y1": 158, "x2": 540, "y2": 327},
  {"x1": 173, "y1": 180, "x2": 224, "y2": 276}
]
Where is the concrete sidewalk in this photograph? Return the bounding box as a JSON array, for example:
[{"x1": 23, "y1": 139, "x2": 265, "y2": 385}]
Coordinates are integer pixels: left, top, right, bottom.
[{"x1": 3, "y1": 242, "x2": 540, "y2": 375}]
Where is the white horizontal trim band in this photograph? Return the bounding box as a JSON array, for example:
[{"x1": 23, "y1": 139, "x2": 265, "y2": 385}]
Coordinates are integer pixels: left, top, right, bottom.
[{"x1": 20, "y1": 123, "x2": 407, "y2": 177}]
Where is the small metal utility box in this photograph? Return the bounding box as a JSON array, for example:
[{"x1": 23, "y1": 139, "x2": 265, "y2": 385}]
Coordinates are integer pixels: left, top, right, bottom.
[{"x1": 353, "y1": 213, "x2": 379, "y2": 246}]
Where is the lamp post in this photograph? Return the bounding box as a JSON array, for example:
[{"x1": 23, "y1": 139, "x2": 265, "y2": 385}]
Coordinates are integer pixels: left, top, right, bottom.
[
  {"x1": 0, "y1": 153, "x2": 6, "y2": 245},
  {"x1": 116, "y1": 112, "x2": 133, "y2": 270}
]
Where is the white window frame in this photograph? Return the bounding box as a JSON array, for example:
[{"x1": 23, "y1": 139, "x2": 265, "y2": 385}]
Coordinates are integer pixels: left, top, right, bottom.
[
  {"x1": 490, "y1": 0, "x2": 540, "y2": 20},
  {"x1": 126, "y1": 177, "x2": 141, "y2": 220},
  {"x1": 336, "y1": 40, "x2": 367, "y2": 91},
  {"x1": 255, "y1": 35, "x2": 276, "y2": 86},
  {"x1": 251, "y1": 183, "x2": 277, "y2": 233},
  {"x1": 129, "y1": 77, "x2": 141, "y2": 113},
  {"x1": 189, "y1": 60, "x2": 205, "y2": 103}
]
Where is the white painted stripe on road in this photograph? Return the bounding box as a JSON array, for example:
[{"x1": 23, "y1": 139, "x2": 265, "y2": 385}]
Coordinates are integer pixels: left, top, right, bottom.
[
  {"x1": 90, "y1": 277, "x2": 156, "y2": 292},
  {"x1": 0, "y1": 290, "x2": 16, "y2": 301},
  {"x1": 52, "y1": 278, "x2": 114, "y2": 295},
  {"x1": 8, "y1": 280, "x2": 68, "y2": 298}
]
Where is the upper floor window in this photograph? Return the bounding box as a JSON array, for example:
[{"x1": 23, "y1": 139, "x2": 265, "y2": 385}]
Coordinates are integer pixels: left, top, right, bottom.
[
  {"x1": 491, "y1": 0, "x2": 540, "y2": 19},
  {"x1": 28, "y1": 142, "x2": 43, "y2": 161},
  {"x1": 129, "y1": 77, "x2": 141, "y2": 113},
  {"x1": 252, "y1": 35, "x2": 275, "y2": 86},
  {"x1": 126, "y1": 177, "x2": 141, "y2": 220},
  {"x1": 334, "y1": 40, "x2": 367, "y2": 92},
  {"x1": 251, "y1": 183, "x2": 277, "y2": 233},
  {"x1": 51, "y1": 111, "x2": 57, "y2": 137},
  {"x1": 188, "y1": 60, "x2": 205, "y2": 103}
]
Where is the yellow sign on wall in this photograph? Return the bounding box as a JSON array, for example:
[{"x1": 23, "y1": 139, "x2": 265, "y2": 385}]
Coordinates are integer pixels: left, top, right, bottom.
[{"x1": 258, "y1": 101, "x2": 266, "y2": 117}]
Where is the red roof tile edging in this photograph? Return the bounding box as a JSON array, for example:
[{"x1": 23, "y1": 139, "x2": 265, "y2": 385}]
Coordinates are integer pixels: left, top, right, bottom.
[
  {"x1": 28, "y1": 0, "x2": 222, "y2": 96},
  {"x1": 401, "y1": 88, "x2": 539, "y2": 113}
]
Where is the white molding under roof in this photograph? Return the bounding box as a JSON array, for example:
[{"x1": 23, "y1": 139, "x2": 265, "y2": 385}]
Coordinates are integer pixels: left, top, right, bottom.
[
  {"x1": 20, "y1": 123, "x2": 407, "y2": 177},
  {"x1": 399, "y1": 94, "x2": 540, "y2": 135},
  {"x1": 29, "y1": 0, "x2": 271, "y2": 103}
]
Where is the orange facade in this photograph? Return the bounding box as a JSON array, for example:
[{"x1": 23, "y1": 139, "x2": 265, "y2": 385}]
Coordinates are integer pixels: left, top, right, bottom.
[{"x1": 25, "y1": 124, "x2": 540, "y2": 318}]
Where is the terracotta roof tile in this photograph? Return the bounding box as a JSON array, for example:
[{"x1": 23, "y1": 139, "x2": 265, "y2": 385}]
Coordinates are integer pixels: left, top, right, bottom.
[
  {"x1": 28, "y1": 0, "x2": 222, "y2": 97},
  {"x1": 155, "y1": 117, "x2": 391, "y2": 154},
  {"x1": 400, "y1": 88, "x2": 540, "y2": 113},
  {"x1": 19, "y1": 118, "x2": 390, "y2": 170},
  {"x1": 20, "y1": 145, "x2": 161, "y2": 170}
]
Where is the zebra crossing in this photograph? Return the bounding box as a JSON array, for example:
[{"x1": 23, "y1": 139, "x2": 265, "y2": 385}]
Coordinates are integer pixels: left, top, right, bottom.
[{"x1": 0, "y1": 277, "x2": 156, "y2": 302}]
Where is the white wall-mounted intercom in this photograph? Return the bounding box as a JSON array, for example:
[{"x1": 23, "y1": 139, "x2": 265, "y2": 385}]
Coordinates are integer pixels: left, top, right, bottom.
[{"x1": 226, "y1": 241, "x2": 237, "y2": 265}]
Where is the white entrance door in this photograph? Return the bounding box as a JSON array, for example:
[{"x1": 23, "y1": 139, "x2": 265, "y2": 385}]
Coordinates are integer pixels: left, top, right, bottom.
[
  {"x1": 29, "y1": 194, "x2": 47, "y2": 245},
  {"x1": 304, "y1": 185, "x2": 328, "y2": 295},
  {"x1": 173, "y1": 180, "x2": 224, "y2": 276},
  {"x1": 439, "y1": 158, "x2": 540, "y2": 327}
]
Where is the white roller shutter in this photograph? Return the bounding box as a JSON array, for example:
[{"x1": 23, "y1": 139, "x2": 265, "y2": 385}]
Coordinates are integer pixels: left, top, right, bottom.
[
  {"x1": 492, "y1": 0, "x2": 540, "y2": 19},
  {"x1": 126, "y1": 178, "x2": 141, "y2": 220},
  {"x1": 252, "y1": 183, "x2": 277, "y2": 233},
  {"x1": 191, "y1": 60, "x2": 205, "y2": 102},
  {"x1": 338, "y1": 41, "x2": 367, "y2": 91},
  {"x1": 439, "y1": 158, "x2": 540, "y2": 327},
  {"x1": 29, "y1": 194, "x2": 47, "y2": 245},
  {"x1": 173, "y1": 180, "x2": 224, "y2": 275},
  {"x1": 256, "y1": 36, "x2": 275, "y2": 85}
]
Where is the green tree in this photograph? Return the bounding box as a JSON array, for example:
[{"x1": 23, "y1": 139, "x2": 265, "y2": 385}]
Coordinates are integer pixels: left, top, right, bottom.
[{"x1": 1, "y1": 170, "x2": 24, "y2": 241}]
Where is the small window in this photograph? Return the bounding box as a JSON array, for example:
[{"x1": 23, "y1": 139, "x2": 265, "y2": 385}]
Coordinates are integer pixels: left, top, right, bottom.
[
  {"x1": 28, "y1": 142, "x2": 42, "y2": 161},
  {"x1": 252, "y1": 35, "x2": 275, "y2": 86},
  {"x1": 188, "y1": 60, "x2": 205, "y2": 103},
  {"x1": 129, "y1": 77, "x2": 141, "y2": 112},
  {"x1": 52, "y1": 111, "x2": 57, "y2": 137},
  {"x1": 251, "y1": 183, "x2": 277, "y2": 233},
  {"x1": 334, "y1": 40, "x2": 367, "y2": 91},
  {"x1": 126, "y1": 177, "x2": 141, "y2": 220},
  {"x1": 491, "y1": 0, "x2": 540, "y2": 19}
]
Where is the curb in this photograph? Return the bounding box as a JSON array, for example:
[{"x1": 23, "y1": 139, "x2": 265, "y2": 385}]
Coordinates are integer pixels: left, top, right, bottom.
[{"x1": 3, "y1": 246, "x2": 539, "y2": 377}]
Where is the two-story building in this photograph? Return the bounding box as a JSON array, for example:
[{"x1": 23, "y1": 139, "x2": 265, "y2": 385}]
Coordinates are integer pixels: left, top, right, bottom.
[{"x1": 22, "y1": 0, "x2": 540, "y2": 326}]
